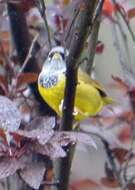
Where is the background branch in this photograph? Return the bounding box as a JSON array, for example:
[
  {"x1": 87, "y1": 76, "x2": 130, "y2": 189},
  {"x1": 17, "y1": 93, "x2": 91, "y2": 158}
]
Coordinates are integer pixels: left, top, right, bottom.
[
  {"x1": 86, "y1": 0, "x2": 104, "y2": 75},
  {"x1": 112, "y1": 0, "x2": 135, "y2": 42},
  {"x1": 7, "y1": 2, "x2": 55, "y2": 116},
  {"x1": 38, "y1": 0, "x2": 52, "y2": 50},
  {"x1": 7, "y1": 3, "x2": 54, "y2": 190}
]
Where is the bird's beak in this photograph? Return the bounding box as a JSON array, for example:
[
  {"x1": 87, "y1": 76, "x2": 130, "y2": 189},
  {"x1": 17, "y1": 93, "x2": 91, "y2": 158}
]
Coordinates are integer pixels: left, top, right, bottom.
[{"x1": 52, "y1": 53, "x2": 61, "y2": 61}]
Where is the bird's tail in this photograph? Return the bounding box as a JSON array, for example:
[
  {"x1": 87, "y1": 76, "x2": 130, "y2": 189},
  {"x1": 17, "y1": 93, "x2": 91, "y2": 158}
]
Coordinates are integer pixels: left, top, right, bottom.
[{"x1": 103, "y1": 97, "x2": 115, "y2": 105}]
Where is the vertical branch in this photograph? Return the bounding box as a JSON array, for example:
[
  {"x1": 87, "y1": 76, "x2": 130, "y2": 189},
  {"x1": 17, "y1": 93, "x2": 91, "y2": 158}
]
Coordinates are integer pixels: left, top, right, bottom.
[
  {"x1": 7, "y1": 3, "x2": 35, "y2": 68},
  {"x1": 112, "y1": 0, "x2": 135, "y2": 85},
  {"x1": 112, "y1": 14, "x2": 134, "y2": 85},
  {"x1": 62, "y1": 1, "x2": 96, "y2": 129},
  {"x1": 112, "y1": 0, "x2": 135, "y2": 42},
  {"x1": 65, "y1": 8, "x2": 80, "y2": 48},
  {"x1": 86, "y1": 21, "x2": 100, "y2": 74},
  {"x1": 7, "y1": 2, "x2": 55, "y2": 115},
  {"x1": 38, "y1": 0, "x2": 52, "y2": 50},
  {"x1": 103, "y1": 141, "x2": 122, "y2": 186},
  {"x1": 58, "y1": 1, "x2": 98, "y2": 190},
  {"x1": 86, "y1": 0, "x2": 104, "y2": 75}
]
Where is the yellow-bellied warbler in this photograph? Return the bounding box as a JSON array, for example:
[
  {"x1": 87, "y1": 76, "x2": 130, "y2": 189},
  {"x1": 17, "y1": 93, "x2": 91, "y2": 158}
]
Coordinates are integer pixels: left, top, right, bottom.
[{"x1": 38, "y1": 46, "x2": 113, "y2": 121}]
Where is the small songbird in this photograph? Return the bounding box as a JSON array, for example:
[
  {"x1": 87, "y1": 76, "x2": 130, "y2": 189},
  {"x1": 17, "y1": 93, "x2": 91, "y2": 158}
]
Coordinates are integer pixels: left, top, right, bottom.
[{"x1": 38, "y1": 46, "x2": 113, "y2": 121}]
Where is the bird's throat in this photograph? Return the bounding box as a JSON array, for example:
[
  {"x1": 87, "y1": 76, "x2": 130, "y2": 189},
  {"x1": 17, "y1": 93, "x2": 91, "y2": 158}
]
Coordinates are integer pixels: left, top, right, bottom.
[{"x1": 39, "y1": 74, "x2": 58, "y2": 89}]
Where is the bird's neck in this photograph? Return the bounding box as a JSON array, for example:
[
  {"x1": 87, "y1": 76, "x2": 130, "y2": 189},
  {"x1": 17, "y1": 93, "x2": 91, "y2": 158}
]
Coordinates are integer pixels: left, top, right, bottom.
[
  {"x1": 46, "y1": 59, "x2": 66, "y2": 73},
  {"x1": 39, "y1": 69, "x2": 65, "y2": 89}
]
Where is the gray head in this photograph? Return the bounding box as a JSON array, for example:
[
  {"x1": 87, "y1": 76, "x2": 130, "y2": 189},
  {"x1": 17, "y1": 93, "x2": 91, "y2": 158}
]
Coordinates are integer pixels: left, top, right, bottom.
[
  {"x1": 38, "y1": 46, "x2": 69, "y2": 88},
  {"x1": 41, "y1": 46, "x2": 69, "y2": 74},
  {"x1": 48, "y1": 46, "x2": 69, "y2": 59}
]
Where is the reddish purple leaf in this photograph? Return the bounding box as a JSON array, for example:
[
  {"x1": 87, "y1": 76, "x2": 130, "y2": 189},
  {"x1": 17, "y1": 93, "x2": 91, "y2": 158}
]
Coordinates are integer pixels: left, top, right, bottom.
[
  {"x1": 100, "y1": 177, "x2": 119, "y2": 188},
  {"x1": 0, "y1": 154, "x2": 30, "y2": 179},
  {"x1": 0, "y1": 75, "x2": 8, "y2": 95},
  {"x1": 0, "y1": 143, "x2": 9, "y2": 156},
  {"x1": 128, "y1": 8, "x2": 135, "y2": 19},
  {"x1": 54, "y1": 15, "x2": 68, "y2": 31},
  {"x1": 127, "y1": 183, "x2": 135, "y2": 190},
  {"x1": 27, "y1": 116, "x2": 55, "y2": 130},
  {"x1": 112, "y1": 75, "x2": 129, "y2": 92},
  {"x1": 0, "y1": 96, "x2": 21, "y2": 132},
  {"x1": 112, "y1": 148, "x2": 132, "y2": 164},
  {"x1": 129, "y1": 87, "x2": 135, "y2": 103},
  {"x1": 13, "y1": 117, "x2": 55, "y2": 145},
  {"x1": 31, "y1": 142, "x2": 66, "y2": 158},
  {"x1": 15, "y1": 128, "x2": 54, "y2": 145},
  {"x1": 13, "y1": 0, "x2": 37, "y2": 12},
  {"x1": 118, "y1": 125, "x2": 131, "y2": 143},
  {"x1": 70, "y1": 179, "x2": 100, "y2": 190},
  {"x1": 96, "y1": 41, "x2": 104, "y2": 54},
  {"x1": 20, "y1": 162, "x2": 46, "y2": 189},
  {"x1": 16, "y1": 72, "x2": 38, "y2": 88},
  {"x1": 52, "y1": 132, "x2": 96, "y2": 149}
]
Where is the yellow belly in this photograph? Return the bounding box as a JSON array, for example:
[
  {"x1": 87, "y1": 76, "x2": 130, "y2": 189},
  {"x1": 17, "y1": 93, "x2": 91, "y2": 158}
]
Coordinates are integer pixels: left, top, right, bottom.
[{"x1": 38, "y1": 75, "x2": 104, "y2": 121}]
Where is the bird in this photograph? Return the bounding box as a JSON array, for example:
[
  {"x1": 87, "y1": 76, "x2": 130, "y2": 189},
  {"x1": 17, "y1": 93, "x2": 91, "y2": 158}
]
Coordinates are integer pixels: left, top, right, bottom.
[{"x1": 38, "y1": 46, "x2": 113, "y2": 121}]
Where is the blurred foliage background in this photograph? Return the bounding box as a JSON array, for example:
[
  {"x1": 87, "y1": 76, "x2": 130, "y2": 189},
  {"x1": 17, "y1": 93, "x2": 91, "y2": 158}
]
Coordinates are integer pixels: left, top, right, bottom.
[{"x1": 0, "y1": 0, "x2": 135, "y2": 190}]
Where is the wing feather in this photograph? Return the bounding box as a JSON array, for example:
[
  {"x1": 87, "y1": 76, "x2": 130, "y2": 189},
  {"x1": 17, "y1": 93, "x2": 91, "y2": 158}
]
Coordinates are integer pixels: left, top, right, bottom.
[{"x1": 78, "y1": 69, "x2": 106, "y2": 96}]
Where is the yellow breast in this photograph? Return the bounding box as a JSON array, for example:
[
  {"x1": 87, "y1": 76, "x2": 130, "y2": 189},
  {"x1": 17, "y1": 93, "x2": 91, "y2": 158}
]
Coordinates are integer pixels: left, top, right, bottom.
[
  {"x1": 38, "y1": 71, "x2": 109, "y2": 121},
  {"x1": 38, "y1": 74, "x2": 65, "y2": 116}
]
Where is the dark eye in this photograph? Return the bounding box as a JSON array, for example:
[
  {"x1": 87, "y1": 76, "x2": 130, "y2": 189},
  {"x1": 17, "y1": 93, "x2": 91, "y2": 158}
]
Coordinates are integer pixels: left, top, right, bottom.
[
  {"x1": 49, "y1": 52, "x2": 55, "y2": 58},
  {"x1": 60, "y1": 52, "x2": 65, "y2": 60}
]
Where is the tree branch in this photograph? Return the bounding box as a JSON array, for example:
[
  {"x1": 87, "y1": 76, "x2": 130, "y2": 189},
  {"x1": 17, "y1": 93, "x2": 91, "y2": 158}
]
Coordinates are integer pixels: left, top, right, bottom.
[
  {"x1": 86, "y1": 0, "x2": 104, "y2": 75},
  {"x1": 38, "y1": 0, "x2": 52, "y2": 50},
  {"x1": 58, "y1": 1, "x2": 98, "y2": 190},
  {"x1": 112, "y1": 0, "x2": 135, "y2": 42}
]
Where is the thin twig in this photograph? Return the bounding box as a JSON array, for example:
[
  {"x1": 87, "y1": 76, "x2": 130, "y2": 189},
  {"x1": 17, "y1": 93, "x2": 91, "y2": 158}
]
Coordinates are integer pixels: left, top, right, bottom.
[
  {"x1": 58, "y1": 15, "x2": 67, "y2": 49},
  {"x1": 86, "y1": 0, "x2": 104, "y2": 75},
  {"x1": 112, "y1": 20, "x2": 134, "y2": 85},
  {"x1": 112, "y1": 0, "x2": 135, "y2": 42},
  {"x1": 122, "y1": 174, "x2": 135, "y2": 190},
  {"x1": 103, "y1": 141, "x2": 123, "y2": 186},
  {"x1": 80, "y1": 128, "x2": 123, "y2": 187},
  {"x1": 92, "y1": 0, "x2": 105, "y2": 23},
  {"x1": 41, "y1": 180, "x2": 59, "y2": 186},
  {"x1": 0, "y1": 39, "x2": 14, "y2": 75},
  {"x1": 65, "y1": 8, "x2": 80, "y2": 42},
  {"x1": 122, "y1": 148, "x2": 133, "y2": 182},
  {"x1": 38, "y1": 0, "x2": 52, "y2": 50},
  {"x1": 111, "y1": 0, "x2": 135, "y2": 86},
  {"x1": 18, "y1": 34, "x2": 39, "y2": 75}
]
